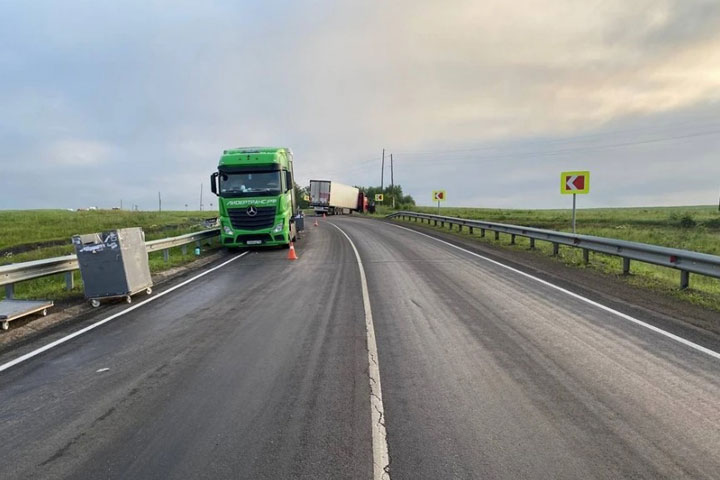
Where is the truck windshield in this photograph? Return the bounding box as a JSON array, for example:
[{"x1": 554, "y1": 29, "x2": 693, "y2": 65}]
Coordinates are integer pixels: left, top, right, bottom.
[{"x1": 219, "y1": 171, "x2": 282, "y2": 197}]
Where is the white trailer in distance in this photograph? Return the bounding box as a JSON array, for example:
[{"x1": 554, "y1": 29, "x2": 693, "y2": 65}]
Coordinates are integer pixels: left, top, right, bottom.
[{"x1": 309, "y1": 180, "x2": 360, "y2": 215}]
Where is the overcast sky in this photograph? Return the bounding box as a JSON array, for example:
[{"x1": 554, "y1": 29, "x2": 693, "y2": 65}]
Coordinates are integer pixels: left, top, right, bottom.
[{"x1": 2, "y1": 0, "x2": 720, "y2": 210}]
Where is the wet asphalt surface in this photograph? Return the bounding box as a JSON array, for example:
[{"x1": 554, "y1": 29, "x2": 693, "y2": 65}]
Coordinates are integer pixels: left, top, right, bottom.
[{"x1": 1, "y1": 216, "x2": 719, "y2": 479}]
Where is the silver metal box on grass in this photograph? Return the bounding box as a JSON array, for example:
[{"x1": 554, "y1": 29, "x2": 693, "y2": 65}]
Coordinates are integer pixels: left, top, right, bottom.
[{"x1": 72, "y1": 227, "x2": 153, "y2": 307}]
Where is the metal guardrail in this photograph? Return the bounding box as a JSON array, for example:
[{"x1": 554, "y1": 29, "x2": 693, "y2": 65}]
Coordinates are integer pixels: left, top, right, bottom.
[
  {"x1": 0, "y1": 229, "x2": 220, "y2": 298},
  {"x1": 387, "y1": 211, "x2": 720, "y2": 289}
]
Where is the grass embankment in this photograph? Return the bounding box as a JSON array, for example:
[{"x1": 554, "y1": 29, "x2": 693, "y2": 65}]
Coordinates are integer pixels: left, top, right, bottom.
[
  {"x1": 390, "y1": 205, "x2": 720, "y2": 311},
  {"x1": 1, "y1": 210, "x2": 220, "y2": 302}
]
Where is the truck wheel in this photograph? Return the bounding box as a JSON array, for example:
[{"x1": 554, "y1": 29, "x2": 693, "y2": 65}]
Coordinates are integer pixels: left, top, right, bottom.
[{"x1": 91, "y1": 299, "x2": 101, "y2": 308}]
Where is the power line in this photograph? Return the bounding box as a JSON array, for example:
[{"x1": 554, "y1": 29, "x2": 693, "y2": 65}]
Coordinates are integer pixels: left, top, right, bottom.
[
  {"x1": 391, "y1": 127, "x2": 720, "y2": 158},
  {"x1": 312, "y1": 124, "x2": 720, "y2": 180},
  {"x1": 392, "y1": 128, "x2": 720, "y2": 168}
]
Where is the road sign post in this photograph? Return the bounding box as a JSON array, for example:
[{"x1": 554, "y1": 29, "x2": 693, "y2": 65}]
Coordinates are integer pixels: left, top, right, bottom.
[
  {"x1": 432, "y1": 190, "x2": 446, "y2": 214},
  {"x1": 572, "y1": 193, "x2": 577, "y2": 233},
  {"x1": 560, "y1": 171, "x2": 590, "y2": 234}
]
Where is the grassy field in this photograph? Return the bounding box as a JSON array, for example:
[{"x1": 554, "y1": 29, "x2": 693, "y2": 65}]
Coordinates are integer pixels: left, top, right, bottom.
[
  {"x1": 1, "y1": 210, "x2": 220, "y2": 302},
  {"x1": 387, "y1": 205, "x2": 720, "y2": 311},
  {"x1": 3, "y1": 206, "x2": 720, "y2": 310}
]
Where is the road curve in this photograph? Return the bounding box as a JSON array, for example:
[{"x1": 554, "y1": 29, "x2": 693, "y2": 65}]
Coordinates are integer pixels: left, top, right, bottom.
[
  {"x1": 335, "y1": 216, "x2": 720, "y2": 480},
  {"x1": 1, "y1": 216, "x2": 719, "y2": 479}
]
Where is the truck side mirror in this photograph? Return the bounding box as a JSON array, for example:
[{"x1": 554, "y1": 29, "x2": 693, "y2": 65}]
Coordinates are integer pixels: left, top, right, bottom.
[
  {"x1": 210, "y1": 172, "x2": 219, "y2": 196},
  {"x1": 285, "y1": 171, "x2": 293, "y2": 192}
]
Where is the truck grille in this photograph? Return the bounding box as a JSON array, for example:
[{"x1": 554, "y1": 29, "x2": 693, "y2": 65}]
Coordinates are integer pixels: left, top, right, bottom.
[{"x1": 227, "y1": 206, "x2": 276, "y2": 230}]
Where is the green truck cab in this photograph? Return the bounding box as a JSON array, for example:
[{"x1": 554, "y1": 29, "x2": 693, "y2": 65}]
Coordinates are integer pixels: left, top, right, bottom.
[{"x1": 210, "y1": 147, "x2": 298, "y2": 248}]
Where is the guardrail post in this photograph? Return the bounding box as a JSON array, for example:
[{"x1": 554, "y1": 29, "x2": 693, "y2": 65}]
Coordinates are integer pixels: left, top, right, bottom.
[
  {"x1": 552, "y1": 243, "x2": 559, "y2": 256},
  {"x1": 469, "y1": 227, "x2": 474, "y2": 234},
  {"x1": 583, "y1": 249, "x2": 590, "y2": 264},
  {"x1": 529, "y1": 238, "x2": 536, "y2": 250},
  {"x1": 510, "y1": 234, "x2": 516, "y2": 245},
  {"x1": 622, "y1": 257, "x2": 631, "y2": 275},
  {"x1": 680, "y1": 271, "x2": 690, "y2": 290},
  {"x1": 182, "y1": 245, "x2": 188, "y2": 256},
  {"x1": 494, "y1": 231, "x2": 500, "y2": 241},
  {"x1": 434, "y1": 219, "x2": 437, "y2": 226},
  {"x1": 5, "y1": 284, "x2": 15, "y2": 299},
  {"x1": 441, "y1": 221, "x2": 444, "y2": 227},
  {"x1": 65, "y1": 271, "x2": 75, "y2": 291},
  {"x1": 163, "y1": 248, "x2": 170, "y2": 262},
  {"x1": 481, "y1": 229, "x2": 485, "y2": 237},
  {"x1": 458, "y1": 225, "x2": 463, "y2": 232}
]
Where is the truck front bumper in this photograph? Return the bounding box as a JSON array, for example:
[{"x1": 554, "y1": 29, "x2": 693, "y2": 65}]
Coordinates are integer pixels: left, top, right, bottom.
[{"x1": 221, "y1": 230, "x2": 290, "y2": 248}]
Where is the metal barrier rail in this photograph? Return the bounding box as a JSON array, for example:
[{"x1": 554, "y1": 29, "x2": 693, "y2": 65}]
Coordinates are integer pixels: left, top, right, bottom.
[
  {"x1": 0, "y1": 229, "x2": 220, "y2": 298},
  {"x1": 387, "y1": 211, "x2": 720, "y2": 289}
]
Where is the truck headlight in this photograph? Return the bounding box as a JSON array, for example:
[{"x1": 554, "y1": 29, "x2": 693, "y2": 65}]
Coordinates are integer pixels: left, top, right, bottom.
[
  {"x1": 223, "y1": 225, "x2": 234, "y2": 235},
  {"x1": 272, "y1": 222, "x2": 284, "y2": 233}
]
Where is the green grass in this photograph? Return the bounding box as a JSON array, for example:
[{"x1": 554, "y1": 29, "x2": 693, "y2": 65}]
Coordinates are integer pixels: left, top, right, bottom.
[
  {"x1": 1, "y1": 210, "x2": 215, "y2": 265},
  {"x1": 1, "y1": 209, "x2": 219, "y2": 302},
  {"x1": 389, "y1": 205, "x2": 720, "y2": 311}
]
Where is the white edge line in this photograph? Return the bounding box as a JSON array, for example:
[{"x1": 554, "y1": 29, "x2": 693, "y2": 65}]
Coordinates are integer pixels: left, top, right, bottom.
[
  {"x1": 329, "y1": 222, "x2": 391, "y2": 480},
  {"x1": 0, "y1": 252, "x2": 249, "y2": 373},
  {"x1": 391, "y1": 223, "x2": 720, "y2": 361}
]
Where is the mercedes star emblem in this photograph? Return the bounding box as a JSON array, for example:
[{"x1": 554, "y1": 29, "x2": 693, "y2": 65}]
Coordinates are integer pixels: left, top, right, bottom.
[{"x1": 246, "y1": 206, "x2": 258, "y2": 217}]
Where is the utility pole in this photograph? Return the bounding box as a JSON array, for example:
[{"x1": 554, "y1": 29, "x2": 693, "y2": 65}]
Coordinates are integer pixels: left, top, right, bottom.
[
  {"x1": 380, "y1": 148, "x2": 385, "y2": 192},
  {"x1": 120, "y1": 199, "x2": 123, "y2": 210},
  {"x1": 390, "y1": 154, "x2": 395, "y2": 208},
  {"x1": 200, "y1": 183, "x2": 204, "y2": 211},
  {"x1": 158, "y1": 192, "x2": 162, "y2": 212}
]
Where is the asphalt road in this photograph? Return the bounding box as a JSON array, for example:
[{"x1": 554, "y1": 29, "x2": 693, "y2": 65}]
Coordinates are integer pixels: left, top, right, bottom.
[{"x1": 1, "y1": 216, "x2": 720, "y2": 479}]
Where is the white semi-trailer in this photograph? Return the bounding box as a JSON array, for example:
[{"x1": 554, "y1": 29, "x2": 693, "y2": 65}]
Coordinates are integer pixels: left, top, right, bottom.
[{"x1": 309, "y1": 180, "x2": 360, "y2": 215}]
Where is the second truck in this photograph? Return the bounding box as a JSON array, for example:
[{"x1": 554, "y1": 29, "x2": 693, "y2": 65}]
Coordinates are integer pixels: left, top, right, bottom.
[{"x1": 309, "y1": 180, "x2": 365, "y2": 215}]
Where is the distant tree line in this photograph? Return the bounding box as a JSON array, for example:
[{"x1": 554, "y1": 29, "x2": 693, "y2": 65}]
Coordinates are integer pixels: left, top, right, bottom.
[{"x1": 358, "y1": 185, "x2": 415, "y2": 209}]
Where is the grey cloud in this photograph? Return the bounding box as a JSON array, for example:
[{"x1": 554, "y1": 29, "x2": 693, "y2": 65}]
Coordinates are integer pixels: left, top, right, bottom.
[{"x1": 1, "y1": 0, "x2": 720, "y2": 210}]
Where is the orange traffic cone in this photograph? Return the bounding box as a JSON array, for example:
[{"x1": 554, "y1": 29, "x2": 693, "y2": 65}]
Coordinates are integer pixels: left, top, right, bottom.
[{"x1": 288, "y1": 242, "x2": 298, "y2": 260}]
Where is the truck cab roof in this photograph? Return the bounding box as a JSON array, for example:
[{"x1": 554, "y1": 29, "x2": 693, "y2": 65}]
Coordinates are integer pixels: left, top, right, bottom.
[{"x1": 219, "y1": 147, "x2": 293, "y2": 168}]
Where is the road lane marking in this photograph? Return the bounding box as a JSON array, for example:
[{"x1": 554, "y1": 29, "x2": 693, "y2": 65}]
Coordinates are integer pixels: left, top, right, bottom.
[
  {"x1": 392, "y1": 224, "x2": 720, "y2": 361},
  {"x1": 329, "y1": 223, "x2": 391, "y2": 480},
  {"x1": 0, "y1": 252, "x2": 249, "y2": 373}
]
